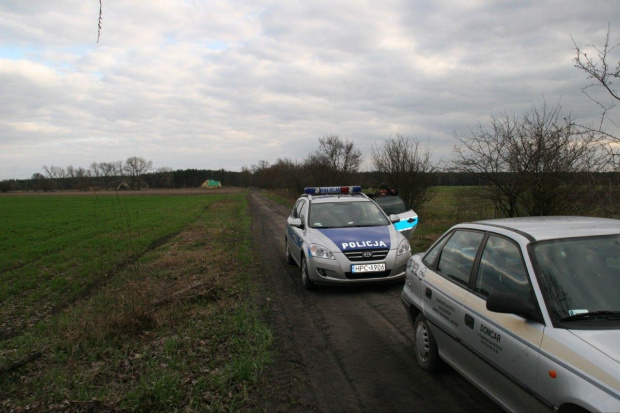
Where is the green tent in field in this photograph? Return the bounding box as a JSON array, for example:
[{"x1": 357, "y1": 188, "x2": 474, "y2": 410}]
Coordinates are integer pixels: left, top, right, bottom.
[{"x1": 201, "y1": 179, "x2": 221, "y2": 188}]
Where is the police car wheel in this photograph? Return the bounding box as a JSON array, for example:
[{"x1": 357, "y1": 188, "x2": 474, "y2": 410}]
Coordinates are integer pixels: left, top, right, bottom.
[
  {"x1": 301, "y1": 256, "x2": 315, "y2": 290},
  {"x1": 285, "y1": 240, "x2": 295, "y2": 265},
  {"x1": 414, "y1": 313, "x2": 440, "y2": 372}
]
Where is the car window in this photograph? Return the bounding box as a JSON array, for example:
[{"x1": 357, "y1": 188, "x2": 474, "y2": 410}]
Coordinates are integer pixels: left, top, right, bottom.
[
  {"x1": 374, "y1": 195, "x2": 409, "y2": 215},
  {"x1": 292, "y1": 199, "x2": 305, "y2": 219},
  {"x1": 422, "y1": 232, "x2": 452, "y2": 268},
  {"x1": 309, "y1": 201, "x2": 389, "y2": 228},
  {"x1": 300, "y1": 200, "x2": 308, "y2": 221},
  {"x1": 436, "y1": 230, "x2": 484, "y2": 287},
  {"x1": 475, "y1": 235, "x2": 533, "y2": 303},
  {"x1": 533, "y1": 235, "x2": 620, "y2": 321}
]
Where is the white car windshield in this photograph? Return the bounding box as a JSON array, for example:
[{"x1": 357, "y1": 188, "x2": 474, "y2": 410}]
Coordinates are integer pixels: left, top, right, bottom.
[
  {"x1": 532, "y1": 235, "x2": 620, "y2": 323},
  {"x1": 309, "y1": 202, "x2": 390, "y2": 228}
]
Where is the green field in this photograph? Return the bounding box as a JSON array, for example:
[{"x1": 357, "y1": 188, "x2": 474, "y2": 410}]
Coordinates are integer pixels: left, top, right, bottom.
[
  {"x1": 0, "y1": 190, "x2": 272, "y2": 411},
  {"x1": 384, "y1": 186, "x2": 493, "y2": 253}
]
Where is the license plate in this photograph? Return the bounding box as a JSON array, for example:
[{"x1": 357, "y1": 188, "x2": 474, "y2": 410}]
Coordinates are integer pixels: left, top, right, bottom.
[{"x1": 351, "y1": 263, "x2": 386, "y2": 273}]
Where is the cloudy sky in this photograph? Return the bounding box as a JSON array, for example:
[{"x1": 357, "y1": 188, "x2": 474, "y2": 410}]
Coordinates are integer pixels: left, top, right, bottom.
[{"x1": 1, "y1": 1, "x2": 619, "y2": 179}]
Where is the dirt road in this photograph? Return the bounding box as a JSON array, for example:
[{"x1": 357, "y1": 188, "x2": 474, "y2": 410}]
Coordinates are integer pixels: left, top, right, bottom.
[{"x1": 249, "y1": 190, "x2": 502, "y2": 412}]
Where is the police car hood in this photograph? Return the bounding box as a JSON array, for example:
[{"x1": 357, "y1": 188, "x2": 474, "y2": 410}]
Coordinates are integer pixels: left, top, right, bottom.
[
  {"x1": 313, "y1": 226, "x2": 394, "y2": 253},
  {"x1": 569, "y1": 330, "x2": 620, "y2": 364}
]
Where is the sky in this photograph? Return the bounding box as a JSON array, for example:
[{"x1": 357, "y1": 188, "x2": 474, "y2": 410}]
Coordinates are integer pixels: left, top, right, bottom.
[{"x1": 1, "y1": 0, "x2": 619, "y2": 180}]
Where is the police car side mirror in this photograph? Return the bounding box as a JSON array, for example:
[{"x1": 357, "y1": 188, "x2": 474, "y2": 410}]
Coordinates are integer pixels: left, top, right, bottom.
[
  {"x1": 486, "y1": 292, "x2": 538, "y2": 321},
  {"x1": 389, "y1": 214, "x2": 400, "y2": 224},
  {"x1": 287, "y1": 217, "x2": 304, "y2": 229}
]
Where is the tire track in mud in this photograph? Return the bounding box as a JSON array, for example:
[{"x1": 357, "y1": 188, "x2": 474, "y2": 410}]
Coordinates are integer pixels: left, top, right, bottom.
[{"x1": 248, "y1": 190, "x2": 502, "y2": 412}]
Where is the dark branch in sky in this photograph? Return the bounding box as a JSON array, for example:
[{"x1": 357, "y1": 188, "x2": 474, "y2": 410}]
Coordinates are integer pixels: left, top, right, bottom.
[{"x1": 97, "y1": 0, "x2": 102, "y2": 43}]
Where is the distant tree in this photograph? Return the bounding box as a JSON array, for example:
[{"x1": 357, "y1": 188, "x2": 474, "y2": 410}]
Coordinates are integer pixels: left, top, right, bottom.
[
  {"x1": 239, "y1": 166, "x2": 252, "y2": 187},
  {"x1": 42, "y1": 165, "x2": 65, "y2": 191},
  {"x1": 90, "y1": 162, "x2": 100, "y2": 187},
  {"x1": 66, "y1": 165, "x2": 76, "y2": 180},
  {"x1": 305, "y1": 135, "x2": 362, "y2": 184},
  {"x1": 124, "y1": 156, "x2": 153, "y2": 190},
  {"x1": 267, "y1": 158, "x2": 304, "y2": 193},
  {"x1": 97, "y1": 162, "x2": 116, "y2": 189},
  {"x1": 114, "y1": 160, "x2": 125, "y2": 186},
  {"x1": 453, "y1": 102, "x2": 608, "y2": 217},
  {"x1": 31, "y1": 172, "x2": 47, "y2": 191},
  {"x1": 0, "y1": 180, "x2": 12, "y2": 193},
  {"x1": 372, "y1": 134, "x2": 437, "y2": 209},
  {"x1": 75, "y1": 167, "x2": 89, "y2": 191},
  {"x1": 251, "y1": 160, "x2": 271, "y2": 188},
  {"x1": 151, "y1": 167, "x2": 174, "y2": 188}
]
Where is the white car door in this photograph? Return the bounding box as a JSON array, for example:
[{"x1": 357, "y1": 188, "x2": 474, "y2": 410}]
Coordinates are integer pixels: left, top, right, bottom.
[
  {"x1": 422, "y1": 230, "x2": 484, "y2": 368},
  {"x1": 461, "y1": 234, "x2": 547, "y2": 412},
  {"x1": 286, "y1": 199, "x2": 307, "y2": 265}
]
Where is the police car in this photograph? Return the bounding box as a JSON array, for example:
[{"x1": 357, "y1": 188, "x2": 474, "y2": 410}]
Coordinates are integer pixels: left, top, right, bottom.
[
  {"x1": 285, "y1": 186, "x2": 412, "y2": 289},
  {"x1": 401, "y1": 217, "x2": 620, "y2": 412}
]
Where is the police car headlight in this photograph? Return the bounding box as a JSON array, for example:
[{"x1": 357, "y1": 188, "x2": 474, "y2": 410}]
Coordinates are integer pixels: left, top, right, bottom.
[
  {"x1": 397, "y1": 239, "x2": 411, "y2": 256},
  {"x1": 309, "y1": 243, "x2": 335, "y2": 260}
]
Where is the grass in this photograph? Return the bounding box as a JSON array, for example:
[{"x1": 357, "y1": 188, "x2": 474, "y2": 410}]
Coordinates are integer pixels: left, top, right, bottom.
[{"x1": 0, "y1": 190, "x2": 272, "y2": 411}]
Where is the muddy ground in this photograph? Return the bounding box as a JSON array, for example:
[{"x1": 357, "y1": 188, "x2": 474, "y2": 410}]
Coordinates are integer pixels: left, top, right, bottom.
[{"x1": 249, "y1": 191, "x2": 502, "y2": 412}]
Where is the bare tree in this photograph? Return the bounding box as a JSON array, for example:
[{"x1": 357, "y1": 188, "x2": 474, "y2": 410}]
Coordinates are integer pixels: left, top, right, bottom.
[
  {"x1": 31, "y1": 172, "x2": 48, "y2": 191},
  {"x1": 572, "y1": 25, "x2": 620, "y2": 134},
  {"x1": 306, "y1": 135, "x2": 362, "y2": 184},
  {"x1": 90, "y1": 162, "x2": 100, "y2": 186},
  {"x1": 251, "y1": 160, "x2": 271, "y2": 188},
  {"x1": 453, "y1": 102, "x2": 608, "y2": 217},
  {"x1": 114, "y1": 160, "x2": 125, "y2": 186},
  {"x1": 124, "y1": 156, "x2": 153, "y2": 190},
  {"x1": 153, "y1": 166, "x2": 174, "y2": 188},
  {"x1": 75, "y1": 167, "x2": 89, "y2": 191},
  {"x1": 42, "y1": 165, "x2": 66, "y2": 191},
  {"x1": 97, "y1": 162, "x2": 116, "y2": 190},
  {"x1": 371, "y1": 134, "x2": 437, "y2": 209}
]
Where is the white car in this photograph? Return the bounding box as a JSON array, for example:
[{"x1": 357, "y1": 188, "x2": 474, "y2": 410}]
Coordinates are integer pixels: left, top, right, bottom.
[
  {"x1": 286, "y1": 186, "x2": 411, "y2": 289},
  {"x1": 401, "y1": 217, "x2": 620, "y2": 412}
]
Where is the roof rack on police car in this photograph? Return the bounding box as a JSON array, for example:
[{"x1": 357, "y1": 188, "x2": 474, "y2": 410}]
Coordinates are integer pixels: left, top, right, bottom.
[{"x1": 302, "y1": 186, "x2": 364, "y2": 199}]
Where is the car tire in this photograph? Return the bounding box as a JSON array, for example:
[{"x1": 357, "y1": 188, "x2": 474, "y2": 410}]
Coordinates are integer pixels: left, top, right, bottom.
[
  {"x1": 301, "y1": 256, "x2": 315, "y2": 290},
  {"x1": 414, "y1": 313, "x2": 440, "y2": 372},
  {"x1": 285, "y1": 239, "x2": 295, "y2": 265}
]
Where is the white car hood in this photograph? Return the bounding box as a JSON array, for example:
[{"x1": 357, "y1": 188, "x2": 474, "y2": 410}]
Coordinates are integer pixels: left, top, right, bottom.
[{"x1": 569, "y1": 329, "x2": 620, "y2": 364}]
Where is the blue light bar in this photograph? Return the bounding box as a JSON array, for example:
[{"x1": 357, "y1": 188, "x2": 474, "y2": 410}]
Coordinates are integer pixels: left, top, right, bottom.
[{"x1": 304, "y1": 186, "x2": 362, "y2": 195}]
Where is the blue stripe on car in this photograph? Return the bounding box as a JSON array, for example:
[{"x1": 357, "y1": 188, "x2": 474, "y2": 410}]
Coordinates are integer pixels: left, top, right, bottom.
[{"x1": 394, "y1": 217, "x2": 418, "y2": 232}]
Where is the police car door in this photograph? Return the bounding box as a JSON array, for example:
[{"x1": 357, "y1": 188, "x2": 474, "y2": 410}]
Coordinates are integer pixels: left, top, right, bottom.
[
  {"x1": 375, "y1": 195, "x2": 418, "y2": 239},
  {"x1": 462, "y1": 234, "x2": 546, "y2": 412},
  {"x1": 423, "y1": 230, "x2": 484, "y2": 369},
  {"x1": 286, "y1": 199, "x2": 307, "y2": 265}
]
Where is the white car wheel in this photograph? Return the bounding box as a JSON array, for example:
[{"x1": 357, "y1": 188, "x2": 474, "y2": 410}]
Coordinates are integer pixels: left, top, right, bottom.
[{"x1": 414, "y1": 313, "x2": 440, "y2": 372}]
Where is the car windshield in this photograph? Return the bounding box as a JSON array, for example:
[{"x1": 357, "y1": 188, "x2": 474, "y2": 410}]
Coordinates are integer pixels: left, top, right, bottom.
[
  {"x1": 532, "y1": 235, "x2": 620, "y2": 323},
  {"x1": 309, "y1": 201, "x2": 390, "y2": 228},
  {"x1": 373, "y1": 195, "x2": 409, "y2": 215}
]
